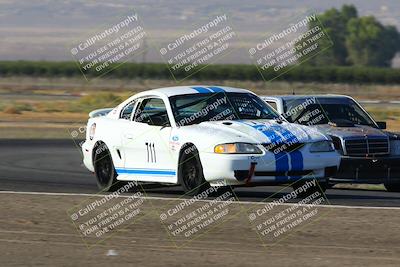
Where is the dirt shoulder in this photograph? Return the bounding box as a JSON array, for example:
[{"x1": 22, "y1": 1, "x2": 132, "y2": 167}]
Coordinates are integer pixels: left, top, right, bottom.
[{"x1": 0, "y1": 192, "x2": 399, "y2": 266}]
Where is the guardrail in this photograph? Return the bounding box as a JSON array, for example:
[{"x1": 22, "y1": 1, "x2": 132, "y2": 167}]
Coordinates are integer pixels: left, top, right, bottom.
[
  {"x1": 260, "y1": 96, "x2": 400, "y2": 105},
  {"x1": 359, "y1": 100, "x2": 400, "y2": 104}
]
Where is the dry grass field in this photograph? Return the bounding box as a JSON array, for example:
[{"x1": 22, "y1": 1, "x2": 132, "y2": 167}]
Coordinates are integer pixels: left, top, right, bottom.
[{"x1": 0, "y1": 76, "x2": 399, "y2": 138}]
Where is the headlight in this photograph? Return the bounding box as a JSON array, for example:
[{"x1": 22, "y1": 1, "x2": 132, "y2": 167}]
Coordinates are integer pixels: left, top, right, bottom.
[
  {"x1": 390, "y1": 140, "x2": 400, "y2": 155},
  {"x1": 309, "y1": 141, "x2": 334, "y2": 153},
  {"x1": 214, "y1": 143, "x2": 262, "y2": 154},
  {"x1": 89, "y1": 123, "x2": 96, "y2": 140}
]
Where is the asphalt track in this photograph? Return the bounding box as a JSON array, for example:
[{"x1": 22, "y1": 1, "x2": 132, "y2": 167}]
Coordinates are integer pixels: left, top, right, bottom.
[{"x1": 1, "y1": 139, "x2": 400, "y2": 207}]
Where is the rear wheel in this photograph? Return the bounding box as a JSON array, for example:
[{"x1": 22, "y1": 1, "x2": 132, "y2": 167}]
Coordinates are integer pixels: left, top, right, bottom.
[
  {"x1": 93, "y1": 143, "x2": 121, "y2": 191},
  {"x1": 179, "y1": 146, "x2": 209, "y2": 196},
  {"x1": 292, "y1": 179, "x2": 327, "y2": 198},
  {"x1": 384, "y1": 183, "x2": 400, "y2": 192}
]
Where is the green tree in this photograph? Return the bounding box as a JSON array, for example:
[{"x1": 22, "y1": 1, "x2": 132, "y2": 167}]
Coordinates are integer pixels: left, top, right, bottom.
[
  {"x1": 341, "y1": 4, "x2": 358, "y2": 22},
  {"x1": 304, "y1": 4, "x2": 399, "y2": 67},
  {"x1": 305, "y1": 5, "x2": 357, "y2": 66},
  {"x1": 346, "y1": 16, "x2": 400, "y2": 67}
]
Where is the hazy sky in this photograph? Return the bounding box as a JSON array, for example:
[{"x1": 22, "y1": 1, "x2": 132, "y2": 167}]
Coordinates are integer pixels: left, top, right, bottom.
[{"x1": 0, "y1": 0, "x2": 399, "y2": 64}]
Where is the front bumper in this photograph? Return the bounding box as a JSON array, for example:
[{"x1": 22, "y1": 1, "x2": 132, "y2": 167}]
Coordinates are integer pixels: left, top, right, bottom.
[
  {"x1": 200, "y1": 149, "x2": 340, "y2": 186},
  {"x1": 331, "y1": 155, "x2": 400, "y2": 184}
]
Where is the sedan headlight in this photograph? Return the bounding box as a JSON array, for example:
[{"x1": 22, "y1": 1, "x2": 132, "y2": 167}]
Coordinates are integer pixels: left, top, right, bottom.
[
  {"x1": 214, "y1": 143, "x2": 262, "y2": 154},
  {"x1": 309, "y1": 141, "x2": 334, "y2": 153}
]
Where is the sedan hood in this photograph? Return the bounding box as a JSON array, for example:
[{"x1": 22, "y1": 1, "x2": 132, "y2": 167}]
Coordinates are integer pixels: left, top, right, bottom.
[
  {"x1": 313, "y1": 124, "x2": 388, "y2": 139},
  {"x1": 194, "y1": 119, "x2": 328, "y2": 144}
]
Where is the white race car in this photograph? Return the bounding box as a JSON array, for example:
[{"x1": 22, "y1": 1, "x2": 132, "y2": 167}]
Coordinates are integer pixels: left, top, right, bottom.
[{"x1": 81, "y1": 86, "x2": 341, "y2": 195}]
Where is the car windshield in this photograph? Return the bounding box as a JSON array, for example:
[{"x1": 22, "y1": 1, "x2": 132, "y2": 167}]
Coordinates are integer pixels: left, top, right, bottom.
[
  {"x1": 170, "y1": 92, "x2": 279, "y2": 126},
  {"x1": 283, "y1": 97, "x2": 377, "y2": 127}
]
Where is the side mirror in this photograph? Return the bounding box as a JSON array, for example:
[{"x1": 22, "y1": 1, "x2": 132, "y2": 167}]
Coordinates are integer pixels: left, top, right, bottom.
[{"x1": 376, "y1": 121, "x2": 386, "y2": 129}]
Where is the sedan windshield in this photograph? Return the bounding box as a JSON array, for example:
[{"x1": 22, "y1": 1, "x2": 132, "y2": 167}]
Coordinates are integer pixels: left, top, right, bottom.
[
  {"x1": 283, "y1": 97, "x2": 377, "y2": 127},
  {"x1": 170, "y1": 92, "x2": 279, "y2": 126}
]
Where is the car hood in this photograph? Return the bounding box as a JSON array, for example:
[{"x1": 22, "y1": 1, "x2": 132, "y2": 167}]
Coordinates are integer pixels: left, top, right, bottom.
[
  {"x1": 312, "y1": 124, "x2": 388, "y2": 139},
  {"x1": 189, "y1": 119, "x2": 328, "y2": 144}
]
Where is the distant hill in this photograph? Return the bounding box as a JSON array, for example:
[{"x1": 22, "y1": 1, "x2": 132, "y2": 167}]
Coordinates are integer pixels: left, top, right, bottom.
[{"x1": 0, "y1": 0, "x2": 399, "y2": 65}]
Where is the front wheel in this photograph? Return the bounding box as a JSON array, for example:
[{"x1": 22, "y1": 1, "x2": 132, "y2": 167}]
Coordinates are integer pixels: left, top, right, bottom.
[
  {"x1": 93, "y1": 143, "x2": 121, "y2": 191},
  {"x1": 178, "y1": 146, "x2": 209, "y2": 196}
]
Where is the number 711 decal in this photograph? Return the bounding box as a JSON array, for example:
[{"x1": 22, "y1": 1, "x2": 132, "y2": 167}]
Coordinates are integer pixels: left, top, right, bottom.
[{"x1": 145, "y1": 142, "x2": 156, "y2": 163}]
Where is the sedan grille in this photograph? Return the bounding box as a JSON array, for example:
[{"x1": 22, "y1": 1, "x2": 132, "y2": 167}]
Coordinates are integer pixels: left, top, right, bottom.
[{"x1": 344, "y1": 138, "x2": 389, "y2": 156}]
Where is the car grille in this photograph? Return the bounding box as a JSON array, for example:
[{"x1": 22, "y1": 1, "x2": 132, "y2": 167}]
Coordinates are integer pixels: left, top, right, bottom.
[
  {"x1": 344, "y1": 138, "x2": 389, "y2": 156},
  {"x1": 262, "y1": 142, "x2": 304, "y2": 153}
]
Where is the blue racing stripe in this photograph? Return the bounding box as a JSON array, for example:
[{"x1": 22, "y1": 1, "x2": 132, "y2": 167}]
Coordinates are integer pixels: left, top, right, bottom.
[
  {"x1": 270, "y1": 125, "x2": 299, "y2": 144},
  {"x1": 274, "y1": 152, "x2": 289, "y2": 173},
  {"x1": 116, "y1": 168, "x2": 176, "y2": 176},
  {"x1": 284, "y1": 129, "x2": 300, "y2": 144},
  {"x1": 289, "y1": 150, "x2": 303, "y2": 171},
  {"x1": 207, "y1": 86, "x2": 225, "y2": 93},
  {"x1": 191, "y1": 86, "x2": 212, "y2": 93},
  {"x1": 238, "y1": 121, "x2": 300, "y2": 146},
  {"x1": 254, "y1": 125, "x2": 283, "y2": 144}
]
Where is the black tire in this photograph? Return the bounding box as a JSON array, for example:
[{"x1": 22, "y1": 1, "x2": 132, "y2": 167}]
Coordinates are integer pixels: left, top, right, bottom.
[
  {"x1": 384, "y1": 183, "x2": 400, "y2": 192},
  {"x1": 93, "y1": 143, "x2": 121, "y2": 191},
  {"x1": 178, "y1": 146, "x2": 209, "y2": 196},
  {"x1": 292, "y1": 179, "x2": 327, "y2": 198}
]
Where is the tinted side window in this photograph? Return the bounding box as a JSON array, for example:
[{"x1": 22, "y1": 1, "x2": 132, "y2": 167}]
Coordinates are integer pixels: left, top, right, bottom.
[
  {"x1": 134, "y1": 98, "x2": 170, "y2": 126},
  {"x1": 120, "y1": 101, "x2": 136, "y2": 120},
  {"x1": 266, "y1": 101, "x2": 277, "y2": 110}
]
